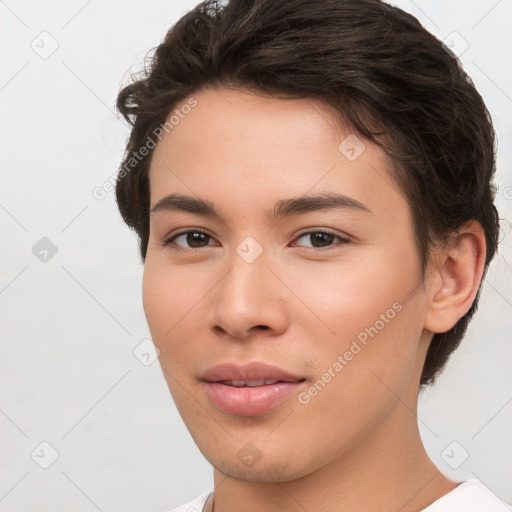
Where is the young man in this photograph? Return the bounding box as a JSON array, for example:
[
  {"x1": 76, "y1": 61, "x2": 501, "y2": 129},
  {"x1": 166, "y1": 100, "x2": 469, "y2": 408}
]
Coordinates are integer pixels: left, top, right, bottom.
[{"x1": 115, "y1": 0, "x2": 508, "y2": 510}]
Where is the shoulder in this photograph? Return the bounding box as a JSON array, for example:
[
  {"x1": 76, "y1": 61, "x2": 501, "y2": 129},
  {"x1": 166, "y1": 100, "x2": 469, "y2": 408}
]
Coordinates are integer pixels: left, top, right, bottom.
[
  {"x1": 162, "y1": 490, "x2": 212, "y2": 512},
  {"x1": 421, "y1": 479, "x2": 511, "y2": 512}
]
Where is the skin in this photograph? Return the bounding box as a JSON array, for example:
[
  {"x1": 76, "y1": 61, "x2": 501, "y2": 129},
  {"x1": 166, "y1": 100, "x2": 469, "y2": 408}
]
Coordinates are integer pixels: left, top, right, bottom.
[{"x1": 143, "y1": 87, "x2": 486, "y2": 512}]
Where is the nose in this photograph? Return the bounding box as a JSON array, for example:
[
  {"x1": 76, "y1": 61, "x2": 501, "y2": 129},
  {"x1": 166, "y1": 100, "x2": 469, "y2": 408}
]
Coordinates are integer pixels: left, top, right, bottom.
[{"x1": 207, "y1": 249, "x2": 289, "y2": 341}]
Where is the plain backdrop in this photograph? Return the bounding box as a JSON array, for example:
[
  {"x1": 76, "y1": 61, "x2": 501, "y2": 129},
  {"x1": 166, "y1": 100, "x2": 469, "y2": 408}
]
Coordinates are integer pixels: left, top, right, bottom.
[{"x1": 1, "y1": 0, "x2": 511, "y2": 510}]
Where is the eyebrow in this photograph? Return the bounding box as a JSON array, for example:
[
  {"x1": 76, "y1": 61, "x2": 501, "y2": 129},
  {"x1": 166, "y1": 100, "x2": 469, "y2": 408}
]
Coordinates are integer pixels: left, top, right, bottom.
[{"x1": 150, "y1": 191, "x2": 372, "y2": 221}]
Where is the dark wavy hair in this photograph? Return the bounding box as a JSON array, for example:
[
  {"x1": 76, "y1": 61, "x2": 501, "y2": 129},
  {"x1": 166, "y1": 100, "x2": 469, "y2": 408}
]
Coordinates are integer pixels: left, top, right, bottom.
[{"x1": 115, "y1": 0, "x2": 499, "y2": 387}]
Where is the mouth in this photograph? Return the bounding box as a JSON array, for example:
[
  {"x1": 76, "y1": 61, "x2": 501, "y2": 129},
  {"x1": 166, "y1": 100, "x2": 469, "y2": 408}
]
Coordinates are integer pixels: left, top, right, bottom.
[
  {"x1": 200, "y1": 362, "x2": 307, "y2": 416},
  {"x1": 217, "y1": 379, "x2": 303, "y2": 387}
]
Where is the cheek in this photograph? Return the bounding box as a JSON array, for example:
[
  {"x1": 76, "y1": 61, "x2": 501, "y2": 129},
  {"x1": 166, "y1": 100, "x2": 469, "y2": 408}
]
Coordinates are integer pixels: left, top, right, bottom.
[
  {"x1": 142, "y1": 260, "x2": 207, "y2": 413},
  {"x1": 142, "y1": 259, "x2": 201, "y2": 366},
  {"x1": 290, "y1": 284, "x2": 424, "y2": 462},
  {"x1": 289, "y1": 244, "x2": 424, "y2": 400},
  {"x1": 142, "y1": 255, "x2": 205, "y2": 335},
  {"x1": 286, "y1": 246, "x2": 419, "y2": 338},
  {"x1": 142, "y1": 263, "x2": 171, "y2": 341}
]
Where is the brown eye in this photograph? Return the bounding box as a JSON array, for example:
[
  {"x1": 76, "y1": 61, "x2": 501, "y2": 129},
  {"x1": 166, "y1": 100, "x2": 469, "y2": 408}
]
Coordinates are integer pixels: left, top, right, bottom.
[
  {"x1": 293, "y1": 230, "x2": 350, "y2": 250},
  {"x1": 164, "y1": 230, "x2": 215, "y2": 250}
]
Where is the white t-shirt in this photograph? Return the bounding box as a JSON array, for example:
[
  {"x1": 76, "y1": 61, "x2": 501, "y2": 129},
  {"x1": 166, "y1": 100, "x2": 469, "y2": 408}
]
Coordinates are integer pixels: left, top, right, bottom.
[{"x1": 166, "y1": 479, "x2": 511, "y2": 512}]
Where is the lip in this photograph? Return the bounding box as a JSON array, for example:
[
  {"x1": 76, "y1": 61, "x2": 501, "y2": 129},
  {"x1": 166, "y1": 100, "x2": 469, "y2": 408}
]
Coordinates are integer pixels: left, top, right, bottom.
[
  {"x1": 201, "y1": 361, "x2": 304, "y2": 383},
  {"x1": 200, "y1": 362, "x2": 306, "y2": 416}
]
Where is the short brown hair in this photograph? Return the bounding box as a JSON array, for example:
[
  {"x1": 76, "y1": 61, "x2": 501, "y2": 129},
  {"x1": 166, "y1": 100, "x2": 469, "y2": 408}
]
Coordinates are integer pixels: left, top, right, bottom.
[{"x1": 115, "y1": 0, "x2": 500, "y2": 387}]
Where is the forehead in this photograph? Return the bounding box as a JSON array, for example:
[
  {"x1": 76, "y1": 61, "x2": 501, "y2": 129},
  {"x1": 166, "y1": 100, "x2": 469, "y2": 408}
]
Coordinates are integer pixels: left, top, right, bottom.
[
  {"x1": 159, "y1": 87, "x2": 348, "y2": 153},
  {"x1": 148, "y1": 87, "x2": 406, "y2": 222}
]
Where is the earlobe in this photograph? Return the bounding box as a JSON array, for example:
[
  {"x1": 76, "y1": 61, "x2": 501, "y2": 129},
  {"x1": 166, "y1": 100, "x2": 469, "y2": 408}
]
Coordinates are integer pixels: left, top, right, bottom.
[{"x1": 424, "y1": 221, "x2": 487, "y2": 334}]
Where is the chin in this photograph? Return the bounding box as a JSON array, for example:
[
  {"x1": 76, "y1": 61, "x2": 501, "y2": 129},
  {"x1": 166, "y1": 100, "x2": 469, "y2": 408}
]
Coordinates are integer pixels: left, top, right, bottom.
[{"x1": 199, "y1": 439, "x2": 320, "y2": 483}]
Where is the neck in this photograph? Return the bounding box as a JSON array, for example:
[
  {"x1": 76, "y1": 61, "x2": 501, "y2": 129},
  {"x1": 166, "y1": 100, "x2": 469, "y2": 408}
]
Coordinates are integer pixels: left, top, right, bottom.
[{"x1": 208, "y1": 394, "x2": 458, "y2": 512}]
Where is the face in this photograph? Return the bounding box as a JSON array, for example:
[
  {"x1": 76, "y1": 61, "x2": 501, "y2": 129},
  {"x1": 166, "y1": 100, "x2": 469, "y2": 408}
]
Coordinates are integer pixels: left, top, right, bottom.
[{"x1": 143, "y1": 87, "x2": 432, "y2": 482}]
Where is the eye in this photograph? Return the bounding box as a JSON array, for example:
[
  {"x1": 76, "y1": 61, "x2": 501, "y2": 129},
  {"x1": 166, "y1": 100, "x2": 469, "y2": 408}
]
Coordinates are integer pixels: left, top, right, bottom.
[
  {"x1": 162, "y1": 228, "x2": 350, "y2": 252},
  {"x1": 292, "y1": 229, "x2": 350, "y2": 251},
  {"x1": 163, "y1": 229, "x2": 216, "y2": 250}
]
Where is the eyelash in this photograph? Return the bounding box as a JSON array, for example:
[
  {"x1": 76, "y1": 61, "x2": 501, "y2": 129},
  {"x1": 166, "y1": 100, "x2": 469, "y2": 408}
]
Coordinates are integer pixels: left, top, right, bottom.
[{"x1": 162, "y1": 229, "x2": 351, "y2": 252}]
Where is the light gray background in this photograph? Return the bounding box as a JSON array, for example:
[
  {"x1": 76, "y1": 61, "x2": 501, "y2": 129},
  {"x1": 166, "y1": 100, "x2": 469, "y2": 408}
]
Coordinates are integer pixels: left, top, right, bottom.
[{"x1": 1, "y1": 0, "x2": 511, "y2": 510}]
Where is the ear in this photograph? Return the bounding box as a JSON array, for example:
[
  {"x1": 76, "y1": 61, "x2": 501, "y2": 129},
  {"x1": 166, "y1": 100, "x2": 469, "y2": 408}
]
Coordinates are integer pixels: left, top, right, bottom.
[{"x1": 424, "y1": 221, "x2": 487, "y2": 334}]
